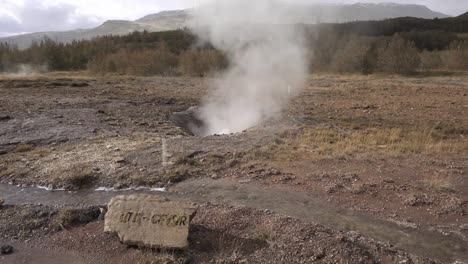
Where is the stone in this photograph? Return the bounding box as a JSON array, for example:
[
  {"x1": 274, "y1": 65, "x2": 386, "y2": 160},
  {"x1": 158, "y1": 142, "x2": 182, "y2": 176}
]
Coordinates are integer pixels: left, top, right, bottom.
[
  {"x1": 0, "y1": 197, "x2": 4, "y2": 206},
  {"x1": 114, "y1": 157, "x2": 126, "y2": 164},
  {"x1": 169, "y1": 106, "x2": 205, "y2": 136},
  {"x1": 0, "y1": 245, "x2": 13, "y2": 255},
  {"x1": 0, "y1": 115, "x2": 11, "y2": 122},
  {"x1": 104, "y1": 194, "x2": 198, "y2": 249}
]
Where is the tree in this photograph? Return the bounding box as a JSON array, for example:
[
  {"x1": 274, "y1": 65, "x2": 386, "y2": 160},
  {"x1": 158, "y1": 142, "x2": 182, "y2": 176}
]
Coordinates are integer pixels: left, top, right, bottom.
[
  {"x1": 179, "y1": 49, "x2": 226, "y2": 76},
  {"x1": 378, "y1": 34, "x2": 421, "y2": 74},
  {"x1": 332, "y1": 35, "x2": 372, "y2": 73},
  {"x1": 442, "y1": 41, "x2": 468, "y2": 70}
]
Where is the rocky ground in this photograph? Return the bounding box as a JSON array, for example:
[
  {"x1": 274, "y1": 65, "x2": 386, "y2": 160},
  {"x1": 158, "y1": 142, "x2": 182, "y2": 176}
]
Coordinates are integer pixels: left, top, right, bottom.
[
  {"x1": 0, "y1": 73, "x2": 467, "y2": 263},
  {"x1": 0, "y1": 203, "x2": 440, "y2": 264}
]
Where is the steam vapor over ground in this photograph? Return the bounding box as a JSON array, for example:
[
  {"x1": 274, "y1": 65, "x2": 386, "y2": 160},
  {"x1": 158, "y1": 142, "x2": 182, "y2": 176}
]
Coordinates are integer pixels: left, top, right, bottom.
[{"x1": 189, "y1": 0, "x2": 308, "y2": 136}]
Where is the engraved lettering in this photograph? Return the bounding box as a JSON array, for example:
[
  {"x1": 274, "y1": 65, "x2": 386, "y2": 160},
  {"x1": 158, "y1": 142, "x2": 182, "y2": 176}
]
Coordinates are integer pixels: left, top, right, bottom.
[
  {"x1": 151, "y1": 214, "x2": 161, "y2": 224},
  {"x1": 179, "y1": 216, "x2": 187, "y2": 226}
]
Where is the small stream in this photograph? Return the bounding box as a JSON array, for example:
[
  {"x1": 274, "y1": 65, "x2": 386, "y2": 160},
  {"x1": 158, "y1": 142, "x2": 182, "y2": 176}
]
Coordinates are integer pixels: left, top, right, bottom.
[
  {"x1": 0, "y1": 184, "x2": 165, "y2": 206},
  {"x1": 1, "y1": 179, "x2": 467, "y2": 263}
]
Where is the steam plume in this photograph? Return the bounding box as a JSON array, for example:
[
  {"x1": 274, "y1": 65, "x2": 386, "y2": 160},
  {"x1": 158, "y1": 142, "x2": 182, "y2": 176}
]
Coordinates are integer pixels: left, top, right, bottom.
[{"x1": 189, "y1": 0, "x2": 307, "y2": 136}]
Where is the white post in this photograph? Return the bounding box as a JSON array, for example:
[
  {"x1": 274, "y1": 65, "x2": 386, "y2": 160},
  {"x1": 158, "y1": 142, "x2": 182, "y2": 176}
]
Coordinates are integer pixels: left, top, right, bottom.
[{"x1": 162, "y1": 138, "x2": 168, "y2": 167}]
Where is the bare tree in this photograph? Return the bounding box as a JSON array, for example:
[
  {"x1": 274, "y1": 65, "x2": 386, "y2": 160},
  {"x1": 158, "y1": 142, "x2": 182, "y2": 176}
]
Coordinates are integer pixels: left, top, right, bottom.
[{"x1": 378, "y1": 34, "x2": 421, "y2": 74}]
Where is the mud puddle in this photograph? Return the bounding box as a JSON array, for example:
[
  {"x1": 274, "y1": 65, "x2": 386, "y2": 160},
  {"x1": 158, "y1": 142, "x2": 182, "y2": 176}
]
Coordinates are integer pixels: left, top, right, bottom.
[{"x1": 1, "y1": 180, "x2": 467, "y2": 263}]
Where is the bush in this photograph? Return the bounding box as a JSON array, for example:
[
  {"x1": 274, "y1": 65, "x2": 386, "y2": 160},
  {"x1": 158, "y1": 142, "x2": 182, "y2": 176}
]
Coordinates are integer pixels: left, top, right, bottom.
[
  {"x1": 179, "y1": 49, "x2": 226, "y2": 76},
  {"x1": 332, "y1": 35, "x2": 372, "y2": 73},
  {"x1": 420, "y1": 50, "x2": 443, "y2": 71},
  {"x1": 88, "y1": 44, "x2": 179, "y2": 76},
  {"x1": 441, "y1": 41, "x2": 468, "y2": 70},
  {"x1": 377, "y1": 34, "x2": 421, "y2": 74},
  {"x1": 309, "y1": 31, "x2": 342, "y2": 72}
]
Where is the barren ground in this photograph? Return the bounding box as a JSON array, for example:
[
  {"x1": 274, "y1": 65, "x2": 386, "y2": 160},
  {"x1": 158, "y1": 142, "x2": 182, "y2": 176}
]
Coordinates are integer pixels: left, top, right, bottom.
[{"x1": 0, "y1": 73, "x2": 467, "y2": 263}]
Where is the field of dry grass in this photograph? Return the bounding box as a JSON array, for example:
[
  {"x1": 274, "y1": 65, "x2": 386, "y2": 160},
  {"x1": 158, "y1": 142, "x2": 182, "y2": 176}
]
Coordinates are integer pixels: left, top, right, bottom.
[{"x1": 252, "y1": 126, "x2": 468, "y2": 161}]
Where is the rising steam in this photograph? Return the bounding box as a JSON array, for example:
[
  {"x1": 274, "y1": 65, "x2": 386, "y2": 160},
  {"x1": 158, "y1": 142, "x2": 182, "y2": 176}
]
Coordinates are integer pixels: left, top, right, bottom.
[
  {"x1": 1, "y1": 64, "x2": 48, "y2": 77},
  {"x1": 189, "y1": 0, "x2": 308, "y2": 136}
]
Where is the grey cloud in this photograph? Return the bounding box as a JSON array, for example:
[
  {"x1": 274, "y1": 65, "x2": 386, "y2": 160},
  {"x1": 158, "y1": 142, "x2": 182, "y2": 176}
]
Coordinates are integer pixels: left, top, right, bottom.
[
  {"x1": 0, "y1": 32, "x2": 15, "y2": 38},
  {"x1": 1, "y1": 0, "x2": 100, "y2": 35},
  {"x1": 0, "y1": 17, "x2": 22, "y2": 34}
]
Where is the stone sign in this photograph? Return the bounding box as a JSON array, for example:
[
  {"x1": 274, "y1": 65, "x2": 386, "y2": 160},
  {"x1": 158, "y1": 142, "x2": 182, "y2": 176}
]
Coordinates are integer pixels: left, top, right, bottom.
[{"x1": 104, "y1": 194, "x2": 198, "y2": 249}]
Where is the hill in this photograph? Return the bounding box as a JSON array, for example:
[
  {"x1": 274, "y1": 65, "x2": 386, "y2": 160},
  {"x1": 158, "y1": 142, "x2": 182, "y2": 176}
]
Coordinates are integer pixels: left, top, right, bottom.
[{"x1": 0, "y1": 3, "x2": 449, "y2": 49}]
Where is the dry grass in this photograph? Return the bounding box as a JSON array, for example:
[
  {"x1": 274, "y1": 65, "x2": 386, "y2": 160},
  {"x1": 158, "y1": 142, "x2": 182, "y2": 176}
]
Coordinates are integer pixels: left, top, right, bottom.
[
  {"x1": 423, "y1": 176, "x2": 456, "y2": 193},
  {"x1": 252, "y1": 127, "x2": 468, "y2": 161},
  {"x1": 253, "y1": 225, "x2": 275, "y2": 242},
  {"x1": 51, "y1": 207, "x2": 101, "y2": 231},
  {"x1": 0, "y1": 166, "x2": 15, "y2": 178},
  {"x1": 51, "y1": 163, "x2": 98, "y2": 189},
  {"x1": 134, "y1": 251, "x2": 180, "y2": 264},
  {"x1": 14, "y1": 144, "x2": 35, "y2": 153}
]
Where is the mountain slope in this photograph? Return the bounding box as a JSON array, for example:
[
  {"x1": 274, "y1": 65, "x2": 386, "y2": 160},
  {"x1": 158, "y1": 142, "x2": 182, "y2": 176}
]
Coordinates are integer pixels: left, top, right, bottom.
[
  {"x1": 0, "y1": 3, "x2": 449, "y2": 49},
  {"x1": 280, "y1": 3, "x2": 448, "y2": 23}
]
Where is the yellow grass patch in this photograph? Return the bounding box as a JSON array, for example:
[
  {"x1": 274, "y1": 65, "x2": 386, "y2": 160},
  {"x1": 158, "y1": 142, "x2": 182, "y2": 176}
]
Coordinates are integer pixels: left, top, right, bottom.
[{"x1": 252, "y1": 127, "x2": 468, "y2": 161}]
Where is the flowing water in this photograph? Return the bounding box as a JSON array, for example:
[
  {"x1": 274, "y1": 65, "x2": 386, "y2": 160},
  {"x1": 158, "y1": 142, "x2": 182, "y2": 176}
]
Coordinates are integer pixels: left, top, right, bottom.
[{"x1": 1, "y1": 179, "x2": 467, "y2": 263}]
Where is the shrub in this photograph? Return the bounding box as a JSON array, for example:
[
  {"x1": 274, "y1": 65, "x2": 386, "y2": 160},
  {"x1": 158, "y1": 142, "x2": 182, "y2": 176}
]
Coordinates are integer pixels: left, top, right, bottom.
[
  {"x1": 88, "y1": 44, "x2": 179, "y2": 76},
  {"x1": 179, "y1": 49, "x2": 226, "y2": 76},
  {"x1": 420, "y1": 50, "x2": 443, "y2": 71},
  {"x1": 377, "y1": 34, "x2": 421, "y2": 74},
  {"x1": 441, "y1": 41, "x2": 468, "y2": 70},
  {"x1": 332, "y1": 35, "x2": 372, "y2": 73}
]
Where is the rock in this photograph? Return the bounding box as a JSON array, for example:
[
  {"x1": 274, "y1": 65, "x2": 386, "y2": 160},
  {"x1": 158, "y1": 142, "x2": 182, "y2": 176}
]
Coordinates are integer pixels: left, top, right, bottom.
[
  {"x1": 346, "y1": 231, "x2": 361, "y2": 242},
  {"x1": 0, "y1": 115, "x2": 11, "y2": 121},
  {"x1": 113, "y1": 183, "x2": 125, "y2": 190},
  {"x1": 403, "y1": 194, "x2": 433, "y2": 207},
  {"x1": 114, "y1": 157, "x2": 126, "y2": 164},
  {"x1": 0, "y1": 245, "x2": 13, "y2": 255},
  {"x1": 169, "y1": 107, "x2": 206, "y2": 136},
  {"x1": 98, "y1": 207, "x2": 107, "y2": 221},
  {"x1": 70, "y1": 82, "x2": 89, "y2": 87},
  {"x1": 0, "y1": 197, "x2": 4, "y2": 206},
  {"x1": 104, "y1": 194, "x2": 198, "y2": 249},
  {"x1": 182, "y1": 255, "x2": 193, "y2": 264}
]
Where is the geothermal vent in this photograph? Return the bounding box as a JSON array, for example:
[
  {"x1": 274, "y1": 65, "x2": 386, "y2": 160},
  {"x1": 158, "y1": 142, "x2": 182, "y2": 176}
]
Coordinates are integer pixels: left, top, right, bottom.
[{"x1": 170, "y1": 107, "x2": 206, "y2": 136}]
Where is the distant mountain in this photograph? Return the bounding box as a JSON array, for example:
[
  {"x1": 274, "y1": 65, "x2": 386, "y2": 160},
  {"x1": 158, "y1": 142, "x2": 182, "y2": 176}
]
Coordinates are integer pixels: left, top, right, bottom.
[
  {"x1": 0, "y1": 3, "x2": 449, "y2": 49},
  {"x1": 290, "y1": 3, "x2": 449, "y2": 23},
  {"x1": 450, "y1": 11, "x2": 468, "y2": 21},
  {"x1": 0, "y1": 18, "x2": 183, "y2": 49}
]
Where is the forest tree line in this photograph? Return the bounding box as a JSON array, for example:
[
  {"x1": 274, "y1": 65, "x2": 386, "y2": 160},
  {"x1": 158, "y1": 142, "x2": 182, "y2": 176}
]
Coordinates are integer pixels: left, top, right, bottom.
[{"x1": 1, "y1": 14, "x2": 468, "y2": 76}]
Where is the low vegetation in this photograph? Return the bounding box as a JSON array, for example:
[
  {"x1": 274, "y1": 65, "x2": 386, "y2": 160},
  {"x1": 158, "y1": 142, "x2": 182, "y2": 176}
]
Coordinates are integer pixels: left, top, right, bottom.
[
  {"x1": 1, "y1": 13, "x2": 468, "y2": 76},
  {"x1": 251, "y1": 127, "x2": 468, "y2": 161}
]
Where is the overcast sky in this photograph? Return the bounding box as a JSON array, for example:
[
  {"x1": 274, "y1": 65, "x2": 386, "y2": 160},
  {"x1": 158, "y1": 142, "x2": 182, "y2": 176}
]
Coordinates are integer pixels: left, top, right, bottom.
[{"x1": 1, "y1": 0, "x2": 467, "y2": 37}]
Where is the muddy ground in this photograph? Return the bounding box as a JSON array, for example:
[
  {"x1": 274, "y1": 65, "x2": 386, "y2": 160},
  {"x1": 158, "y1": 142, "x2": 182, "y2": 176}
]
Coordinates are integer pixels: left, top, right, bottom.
[{"x1": 0, "y1": 73, "x2": 467, "y2": 263}]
